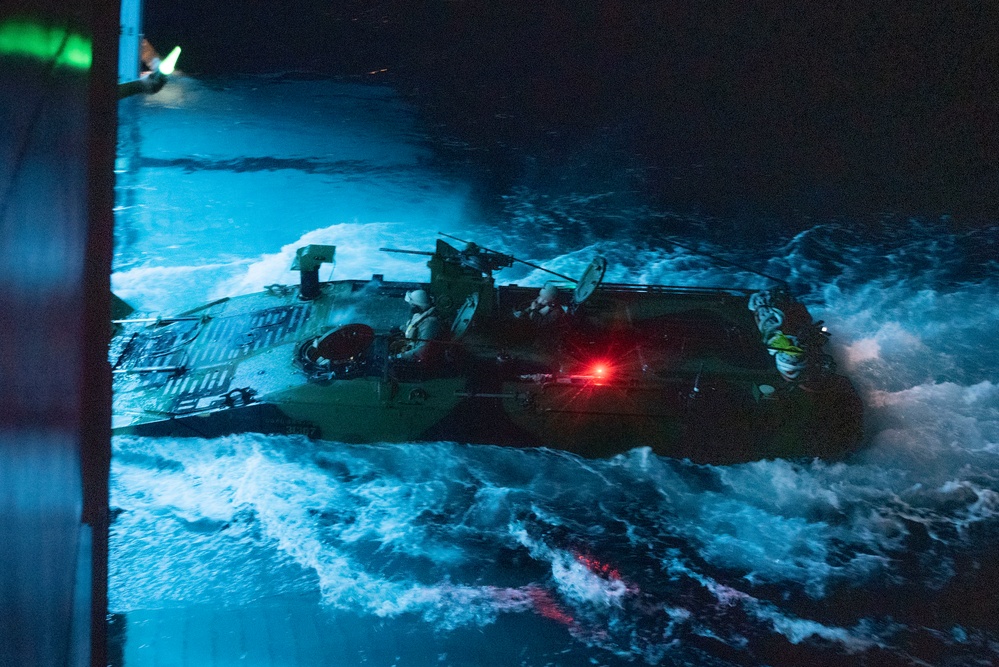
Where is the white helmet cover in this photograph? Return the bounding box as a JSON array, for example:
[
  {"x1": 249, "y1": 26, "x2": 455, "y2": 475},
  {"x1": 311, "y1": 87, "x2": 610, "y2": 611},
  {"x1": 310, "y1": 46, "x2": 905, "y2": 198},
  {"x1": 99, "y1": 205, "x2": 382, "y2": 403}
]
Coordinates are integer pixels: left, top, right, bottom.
[{"x1": 405, "y1": 289, "x2": 432, "y2": 309}]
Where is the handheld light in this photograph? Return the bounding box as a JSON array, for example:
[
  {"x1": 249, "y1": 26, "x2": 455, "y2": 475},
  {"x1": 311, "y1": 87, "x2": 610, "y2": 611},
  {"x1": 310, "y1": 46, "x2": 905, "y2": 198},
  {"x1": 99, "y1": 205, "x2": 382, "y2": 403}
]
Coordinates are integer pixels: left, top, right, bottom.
[{"x1": 158, "y1": 45, "x2": 181, "y2": 75}]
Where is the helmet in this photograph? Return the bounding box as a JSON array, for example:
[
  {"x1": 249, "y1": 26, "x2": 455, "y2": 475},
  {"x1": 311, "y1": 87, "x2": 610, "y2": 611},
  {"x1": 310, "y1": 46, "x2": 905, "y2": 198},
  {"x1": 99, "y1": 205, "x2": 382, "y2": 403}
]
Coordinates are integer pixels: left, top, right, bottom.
[
  {"x1": 405, "y1": 289, "x2": 432, "y2": 309},
  {"x1": 538, "y1": 285, "x2": 558, "y2": 303}
]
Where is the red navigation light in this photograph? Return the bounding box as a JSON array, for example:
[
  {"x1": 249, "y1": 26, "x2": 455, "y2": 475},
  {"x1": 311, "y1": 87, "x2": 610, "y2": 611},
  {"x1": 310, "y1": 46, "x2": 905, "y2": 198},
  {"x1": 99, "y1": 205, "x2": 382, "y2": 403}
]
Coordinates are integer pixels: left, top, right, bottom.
[{"x1": 589, "y1": 361, "x2": 611, "y2": 383}]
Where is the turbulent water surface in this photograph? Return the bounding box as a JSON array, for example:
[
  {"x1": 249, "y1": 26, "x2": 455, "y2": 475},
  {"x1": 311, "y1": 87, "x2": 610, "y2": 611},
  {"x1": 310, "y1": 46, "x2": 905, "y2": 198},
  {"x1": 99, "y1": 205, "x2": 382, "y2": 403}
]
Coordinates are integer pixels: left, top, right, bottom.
[{"x1": 111, "y1": 76, "x2": 999, "y2": 666}]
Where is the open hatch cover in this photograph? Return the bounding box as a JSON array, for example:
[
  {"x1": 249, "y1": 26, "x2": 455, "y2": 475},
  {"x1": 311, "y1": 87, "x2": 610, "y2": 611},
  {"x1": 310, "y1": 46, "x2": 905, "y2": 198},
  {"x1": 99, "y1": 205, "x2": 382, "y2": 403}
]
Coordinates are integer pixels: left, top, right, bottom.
[
  {"x1": 311, "y1": 323, "x2": 375, "y2": 363},
  {"x1": 451, "y1": 292, "x2": 479, "y2": 340},
  {"x1": 572, "y1": 256, "x2": 608, "y2": 306}
]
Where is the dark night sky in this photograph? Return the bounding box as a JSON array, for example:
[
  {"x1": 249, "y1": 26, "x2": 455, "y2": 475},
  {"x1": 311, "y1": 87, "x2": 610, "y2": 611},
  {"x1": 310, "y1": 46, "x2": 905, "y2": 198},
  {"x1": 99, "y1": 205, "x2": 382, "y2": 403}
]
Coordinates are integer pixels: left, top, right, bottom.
[{"x1": 145, "y1": 0, "x2": 999, "y2": 226}]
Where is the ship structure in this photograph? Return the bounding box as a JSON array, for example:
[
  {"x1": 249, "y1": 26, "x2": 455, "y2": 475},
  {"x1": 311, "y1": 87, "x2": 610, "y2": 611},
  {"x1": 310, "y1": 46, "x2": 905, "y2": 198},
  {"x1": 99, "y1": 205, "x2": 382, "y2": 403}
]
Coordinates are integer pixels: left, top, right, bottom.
[{"x1": 111, "y1": 237, "x2": 863, "y2": 462}]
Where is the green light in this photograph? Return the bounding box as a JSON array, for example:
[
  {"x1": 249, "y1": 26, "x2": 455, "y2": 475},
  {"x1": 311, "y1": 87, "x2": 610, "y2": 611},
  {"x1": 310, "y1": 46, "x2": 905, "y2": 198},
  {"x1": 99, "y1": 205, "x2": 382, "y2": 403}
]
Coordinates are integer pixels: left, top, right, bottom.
[
  {"x1": 158, "y1": 46, "x2": 181, "y2": 75},
  {"x1": 0, "y1": 19, "x2": 92, "y2": 70}
]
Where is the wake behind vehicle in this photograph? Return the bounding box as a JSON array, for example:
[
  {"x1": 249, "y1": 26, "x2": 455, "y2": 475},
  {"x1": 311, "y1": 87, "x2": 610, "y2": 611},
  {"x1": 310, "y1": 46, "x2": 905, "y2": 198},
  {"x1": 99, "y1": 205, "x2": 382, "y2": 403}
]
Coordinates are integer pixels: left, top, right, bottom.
[{"x1": 111, "y1": 236, "x2": 863, "y2": 462}]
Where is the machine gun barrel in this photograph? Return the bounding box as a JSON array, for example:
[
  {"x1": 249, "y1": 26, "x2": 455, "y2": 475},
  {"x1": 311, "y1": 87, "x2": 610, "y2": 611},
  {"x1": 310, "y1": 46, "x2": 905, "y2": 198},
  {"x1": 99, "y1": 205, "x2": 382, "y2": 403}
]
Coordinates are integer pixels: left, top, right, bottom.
[{"x1": 379, "y1": 247, "x2": 435, "y2": 257}]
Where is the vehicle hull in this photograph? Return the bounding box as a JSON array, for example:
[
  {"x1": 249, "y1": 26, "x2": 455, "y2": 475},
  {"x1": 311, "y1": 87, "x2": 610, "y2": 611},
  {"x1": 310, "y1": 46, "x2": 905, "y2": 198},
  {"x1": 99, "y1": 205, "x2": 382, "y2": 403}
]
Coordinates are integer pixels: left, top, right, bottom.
[{"x1": 112, "y1": 244, "x2": 864, "y2": 462}]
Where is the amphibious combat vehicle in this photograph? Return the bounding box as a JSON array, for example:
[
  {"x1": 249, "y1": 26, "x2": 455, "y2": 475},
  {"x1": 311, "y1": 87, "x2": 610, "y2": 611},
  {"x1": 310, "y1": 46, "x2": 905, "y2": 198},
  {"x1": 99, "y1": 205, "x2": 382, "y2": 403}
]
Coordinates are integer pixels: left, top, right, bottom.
[{"x1": 111, "y1": 236, "x2": 863, "y2": 462}]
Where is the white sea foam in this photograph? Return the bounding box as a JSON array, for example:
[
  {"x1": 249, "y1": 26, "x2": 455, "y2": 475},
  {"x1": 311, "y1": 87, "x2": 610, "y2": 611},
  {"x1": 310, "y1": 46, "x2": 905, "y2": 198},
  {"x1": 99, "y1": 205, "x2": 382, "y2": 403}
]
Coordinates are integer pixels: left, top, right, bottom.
[
  {"x1": 812, "y1": 279, "x2": 999, "y2": 392},
  {"x1": 111, "y1": 436, "x2": 545, "y2": 628},
  {"x1": 513, "y1": 524, "x2": 631, "y2": 608},
  {"x1": 503, "y1": 240, "x2": 768, "y2": 292},
  {"x1": 111, "y1": 261, "x2": 250, "y2": 314},
  {"x1": 664, "y1": 557, "x2": 885, "y2": 652},
  {"x1": 209, "y1": 222, "x2": 440, "y2": 299}
]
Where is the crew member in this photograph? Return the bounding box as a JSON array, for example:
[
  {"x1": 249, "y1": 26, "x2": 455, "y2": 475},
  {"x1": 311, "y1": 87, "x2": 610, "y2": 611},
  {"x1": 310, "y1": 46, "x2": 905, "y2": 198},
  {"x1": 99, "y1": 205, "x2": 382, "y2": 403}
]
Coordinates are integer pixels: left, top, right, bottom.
[
  {"x1": 513, "y1": 284, "x2": 564, "y2": 327},
  {"x1": 395, "y1": 289, "x2": 444, "y2": 362}
]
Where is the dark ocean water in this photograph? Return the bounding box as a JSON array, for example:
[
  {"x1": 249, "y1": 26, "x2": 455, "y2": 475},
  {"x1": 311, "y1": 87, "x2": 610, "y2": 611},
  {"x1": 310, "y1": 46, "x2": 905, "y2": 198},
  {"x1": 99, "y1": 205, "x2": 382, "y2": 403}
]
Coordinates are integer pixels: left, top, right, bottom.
[
  {"x1": 144, "y1": 0, "x2": 999, "y2": 224},
  {"x1": 110, "y1": 76, "x2": 999, "y2": 666}
]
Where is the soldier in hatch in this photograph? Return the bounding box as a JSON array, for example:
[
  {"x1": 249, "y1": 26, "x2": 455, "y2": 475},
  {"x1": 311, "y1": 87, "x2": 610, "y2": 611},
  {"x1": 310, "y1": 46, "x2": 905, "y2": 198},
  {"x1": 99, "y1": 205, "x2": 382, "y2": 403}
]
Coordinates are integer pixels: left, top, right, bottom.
[
  {"x1": 393, "y1": 289, "x2": 444, "y2": 362},
  {"x1": 513, "y1": 284, "x2": 565, "y2": 328}
]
